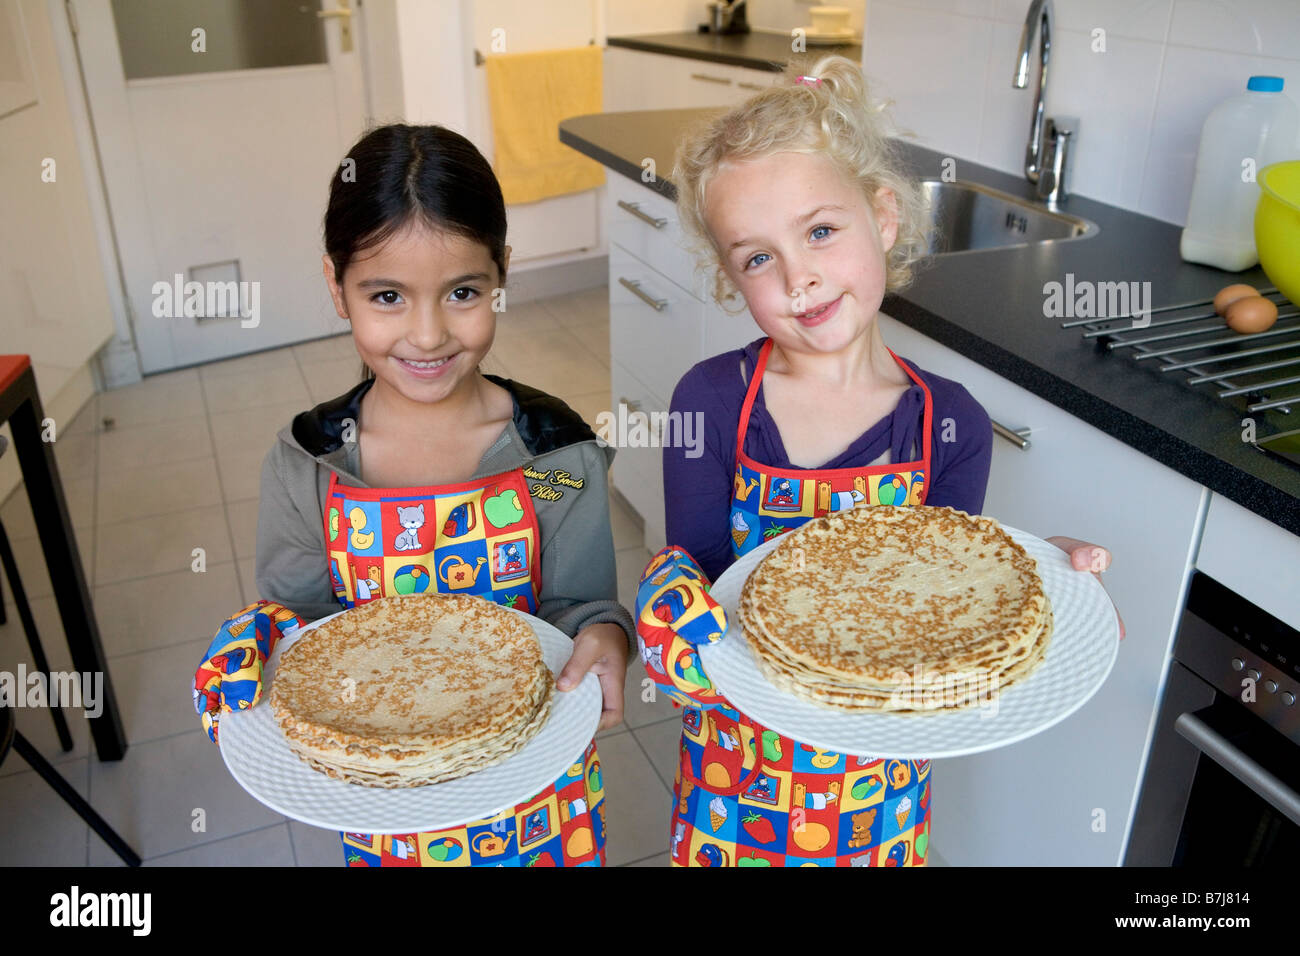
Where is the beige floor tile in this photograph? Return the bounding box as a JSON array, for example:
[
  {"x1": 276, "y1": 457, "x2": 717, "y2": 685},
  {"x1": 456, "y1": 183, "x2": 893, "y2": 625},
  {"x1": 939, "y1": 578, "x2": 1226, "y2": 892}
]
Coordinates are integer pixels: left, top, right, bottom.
[
  {"x1": 1, "y1": 522, "x2": 95, "y2": 600},
  {"x1": 508, "y1": 350, "x2": 611, "y2": 404},
  {"x1": 96, "y1": 456, "x2": 223, "y2": 525},
  {"x1": 50, "y1": 429, "x2": 97, "y2": 483},
  {"x1": 3, "y1": 478, "x2": 96, "y2": 536},
  {"x1": 621, "y1": 663, "x2": 682, "y2": 730},
  {"x1": 479, "y1": 352, "x2": 512, "y2": 380},
  {"x1": 592, "y1": 730, "x2": 672, "y2": 866},
  {"x1": 292, "y1": 333, "x2": 357, "y2": 365},
  {"x1": 632, "y1": 715, "x2": 685, "y2": 794},
  {"x1": 97, "y1": 416, "x2": 213, "y2": 474},
  {"x1": 86, "y1": 730, "x2": 283, "y2": 862},
  {"x1": 107, "y1": 639, "x2": 211, "y2": 745},
  {"x1": 626, "y1": 852, "x2": 669, "y2": 867},
  {"x1": 235, "y1": 557, "x2": 259, "y2": 606},
  {"x1": 541, "y1": 286, "x2": 608, "y2": 326},
  {"x1": 289, "y1": 819, "x2": 345, "y2": 866},
  {"x1": 201, "y1": 363, "x2": 311, "y2": 415},
  {"x1": 62, "y1": 399, "x2": 100, "y2": 436},
  {"x1": 563, "y1": 321, "x2": 609, "y2": 368},
  {"x1": 94, "y1": 562, "x2": 244, "y2": 656},
  {"x1": 609, "y1": 487, "x2": 642, "y2": 553},
  {"x1": 216, "y1": 445, "x2": 268, "y2": 502},
  {"x1": 97, "y1": 368, "x2": 206, "y2": 428},
  {"x1": 95, "y1": 506, "x2": 232, "y2": 585},
  {"x1": 198, "y1": 345, "x2": 300, "y2": 381},
  {"x1": 147, "y1": 822, "x2": 294, "y2": 866},
  {"x1": 305, "y1": 357, "x2": 366, "y2": 405},
  {"x1": 226, "y1": 498, "x2": 259, "y2": 561},
  {"x1": 0, "y1": 759, "x2": 90, "y2": 865},
  {"x1": 208, "y1": 402, "x2": 303, "y2": 461}
]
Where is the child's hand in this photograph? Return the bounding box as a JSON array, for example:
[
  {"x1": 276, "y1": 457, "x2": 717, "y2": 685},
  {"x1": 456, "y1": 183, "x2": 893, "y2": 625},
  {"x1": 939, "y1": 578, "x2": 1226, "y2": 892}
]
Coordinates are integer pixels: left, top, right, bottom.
[
  {"x1": 1045, "y1": 536, "x2": 1125, "y2": 641},
  {"x1": 557, "y1": 622, "x2": 629, "y2": 730}
]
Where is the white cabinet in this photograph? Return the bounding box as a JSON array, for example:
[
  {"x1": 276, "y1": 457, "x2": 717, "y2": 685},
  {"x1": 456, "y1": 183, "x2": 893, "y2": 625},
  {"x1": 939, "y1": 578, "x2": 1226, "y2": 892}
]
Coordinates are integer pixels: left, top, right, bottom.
[
  {"x1": 1196, "y1": 493, "x2": 1300, "y2": 629},
  {"x1": 604, "y1": 47, "x2": 778, "y2": 113},
  {"x1": 878, "y1": 313, "x2": 1207, "y2": 866}
]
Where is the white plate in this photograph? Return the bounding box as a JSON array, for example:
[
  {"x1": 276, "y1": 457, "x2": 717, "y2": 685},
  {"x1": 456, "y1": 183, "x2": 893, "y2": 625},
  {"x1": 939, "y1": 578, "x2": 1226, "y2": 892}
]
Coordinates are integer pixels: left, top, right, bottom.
[
  {"x1": 699, "y1": 526, "x2": 1119, "y2": 759},
  {"x1": 218, "y1": 606, "x2": 601, "y2": 834}
]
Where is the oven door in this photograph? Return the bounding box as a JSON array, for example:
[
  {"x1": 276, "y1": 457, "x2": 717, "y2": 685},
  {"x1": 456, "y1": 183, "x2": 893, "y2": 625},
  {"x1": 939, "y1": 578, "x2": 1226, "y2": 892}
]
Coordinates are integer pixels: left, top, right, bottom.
[{"x1": 1126, "y1": 574, "x2": 1300, "y2": 866}]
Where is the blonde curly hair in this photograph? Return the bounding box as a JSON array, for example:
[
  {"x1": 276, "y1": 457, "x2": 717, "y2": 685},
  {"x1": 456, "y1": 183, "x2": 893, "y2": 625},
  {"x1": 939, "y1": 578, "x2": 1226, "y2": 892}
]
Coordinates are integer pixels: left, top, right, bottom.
[{"x1": 673, "y1": 55, "x2": 929, "y2": 311}]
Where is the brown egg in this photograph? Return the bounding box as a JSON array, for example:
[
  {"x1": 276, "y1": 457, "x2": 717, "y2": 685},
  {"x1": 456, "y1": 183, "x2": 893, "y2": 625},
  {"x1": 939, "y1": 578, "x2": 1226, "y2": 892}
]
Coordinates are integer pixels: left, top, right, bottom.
[
  {"x1": 1224, "y1": 295, "x2": 1278, "y2": 334},
  {"x1": 1213, "y1": 284, "x2": 1260, "y2": 315}
]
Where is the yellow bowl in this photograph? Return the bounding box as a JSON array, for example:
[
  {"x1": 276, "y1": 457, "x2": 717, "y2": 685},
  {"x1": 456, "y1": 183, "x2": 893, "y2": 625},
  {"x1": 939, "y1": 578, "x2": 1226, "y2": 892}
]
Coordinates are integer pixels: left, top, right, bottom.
[{"x1": 1256, "y1": 161, "x2": 1300, "y2": 304}]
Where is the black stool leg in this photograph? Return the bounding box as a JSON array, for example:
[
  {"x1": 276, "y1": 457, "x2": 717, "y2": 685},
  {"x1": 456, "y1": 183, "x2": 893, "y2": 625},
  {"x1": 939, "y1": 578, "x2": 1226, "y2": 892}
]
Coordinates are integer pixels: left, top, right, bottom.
[
  {"x1": 12, "y1": 730, "x2": 141, "y2": 866},
  {"x1": 0, "y1": 520, "x2": 74, "y2": 751}
]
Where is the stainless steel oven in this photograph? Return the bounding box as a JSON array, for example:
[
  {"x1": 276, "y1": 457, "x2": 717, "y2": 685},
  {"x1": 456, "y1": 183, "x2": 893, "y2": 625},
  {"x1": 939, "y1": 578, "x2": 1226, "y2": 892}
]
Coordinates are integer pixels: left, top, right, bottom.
[{"x1": 1126, "y1": 571, "x2": 1300, "y2": 865}]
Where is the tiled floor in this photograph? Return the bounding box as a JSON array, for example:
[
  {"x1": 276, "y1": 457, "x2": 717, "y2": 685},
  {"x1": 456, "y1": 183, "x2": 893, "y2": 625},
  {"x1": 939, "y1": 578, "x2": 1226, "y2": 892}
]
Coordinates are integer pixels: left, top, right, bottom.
[{"x1": 0, "y1": 284, "x2": 680, "y2": 867}]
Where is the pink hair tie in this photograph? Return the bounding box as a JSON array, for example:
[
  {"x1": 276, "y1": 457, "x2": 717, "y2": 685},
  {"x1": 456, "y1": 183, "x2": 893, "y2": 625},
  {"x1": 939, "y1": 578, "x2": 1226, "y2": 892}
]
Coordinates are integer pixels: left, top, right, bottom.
[{"x1": 794, "y1": 75, "x2": 822, "y2": 87}]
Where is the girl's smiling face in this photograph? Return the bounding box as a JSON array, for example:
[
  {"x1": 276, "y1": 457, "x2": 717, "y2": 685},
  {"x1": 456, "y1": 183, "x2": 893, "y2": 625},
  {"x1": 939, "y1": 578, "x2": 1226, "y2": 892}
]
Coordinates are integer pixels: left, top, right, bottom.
[
  {"x1": 323, "y1": 222, "x2": 503, "y2": 406},
  {"x1": 703, "y1": 150, "x2": 898, "y2": 357}
]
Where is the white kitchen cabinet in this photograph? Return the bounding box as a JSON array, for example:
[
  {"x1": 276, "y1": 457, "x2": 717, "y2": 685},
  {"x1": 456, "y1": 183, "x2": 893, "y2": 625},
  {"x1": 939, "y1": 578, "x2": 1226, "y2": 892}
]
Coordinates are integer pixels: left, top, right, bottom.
[
  {"x1": 1196, "y1": 493, "x2": 1300, "y2": 629},
  {"x1": 877, "y1": 313, "x2": 1207, "y2": 866},
  {"x1": 604, "y1": 47, "x2": 777, "y2": 113}
]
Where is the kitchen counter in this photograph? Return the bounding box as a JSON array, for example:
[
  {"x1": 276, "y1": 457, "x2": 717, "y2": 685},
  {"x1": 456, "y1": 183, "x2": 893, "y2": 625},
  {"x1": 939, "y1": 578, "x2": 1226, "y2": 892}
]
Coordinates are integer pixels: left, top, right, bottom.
[
  {"x1": 607, "y1": 30, "x2": 861, "y2": 73},
  {"x1": 560, "y1": 107, "x2": 1300, "y2": 539}
]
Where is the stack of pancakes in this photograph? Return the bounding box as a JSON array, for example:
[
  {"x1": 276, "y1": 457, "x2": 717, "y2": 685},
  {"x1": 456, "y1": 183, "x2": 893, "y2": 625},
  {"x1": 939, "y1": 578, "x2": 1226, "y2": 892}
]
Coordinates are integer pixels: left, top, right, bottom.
[
  {"x1": 736, "y1": 506, "x2": 1053, "y2": 713},
  {"x1": 269, "y1": 594, "x2": 552, "y2": 788}
]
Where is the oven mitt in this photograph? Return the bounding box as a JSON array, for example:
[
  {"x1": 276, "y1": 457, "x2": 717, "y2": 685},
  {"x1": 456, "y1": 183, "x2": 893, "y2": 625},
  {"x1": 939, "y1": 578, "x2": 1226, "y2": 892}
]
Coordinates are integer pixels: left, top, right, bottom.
[
  {"x1": 634, "y1": 547, "x2": 729, "y2": 704},
  {"x1": 193, "y1": 600, "x2": 305, "y2": 745}
]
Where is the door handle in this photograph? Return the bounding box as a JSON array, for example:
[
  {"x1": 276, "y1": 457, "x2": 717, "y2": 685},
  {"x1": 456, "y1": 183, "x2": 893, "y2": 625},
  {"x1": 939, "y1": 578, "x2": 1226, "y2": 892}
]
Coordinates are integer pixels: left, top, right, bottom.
[
  {"x1": 992, "y1": 420, "x2": 1031, "y2": 449},
  {"x1": 316, "y1": 1, "x2": 353, "y2": 53}
]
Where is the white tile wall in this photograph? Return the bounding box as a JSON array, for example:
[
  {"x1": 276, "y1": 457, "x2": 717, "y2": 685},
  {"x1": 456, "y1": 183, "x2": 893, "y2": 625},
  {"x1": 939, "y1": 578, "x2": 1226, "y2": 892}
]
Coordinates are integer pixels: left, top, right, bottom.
[{"x1": 863, "y1": 0, "x2": 1300, "y2": 223}]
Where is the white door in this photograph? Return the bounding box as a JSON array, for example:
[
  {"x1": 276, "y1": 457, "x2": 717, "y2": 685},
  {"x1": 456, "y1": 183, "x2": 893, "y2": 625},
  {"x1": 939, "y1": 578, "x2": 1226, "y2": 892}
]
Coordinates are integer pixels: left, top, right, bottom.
[{"x1": 72, "y1": 0, "x2": 369, "y2": 372}]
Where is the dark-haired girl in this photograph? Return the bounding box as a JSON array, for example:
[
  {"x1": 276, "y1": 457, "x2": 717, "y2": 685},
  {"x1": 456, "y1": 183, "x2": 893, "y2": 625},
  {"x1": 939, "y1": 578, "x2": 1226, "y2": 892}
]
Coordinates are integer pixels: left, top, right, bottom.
[{"x1": 194, "y1": 124, "x2": 633, "y2": 867}]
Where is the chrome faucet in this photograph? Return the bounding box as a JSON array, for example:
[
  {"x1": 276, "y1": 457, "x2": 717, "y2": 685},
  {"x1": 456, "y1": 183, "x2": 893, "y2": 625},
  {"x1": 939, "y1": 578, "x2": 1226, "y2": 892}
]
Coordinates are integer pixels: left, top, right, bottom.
[{"x1": 1013, "y1": 0, "x2": 1077, "y2": 202}]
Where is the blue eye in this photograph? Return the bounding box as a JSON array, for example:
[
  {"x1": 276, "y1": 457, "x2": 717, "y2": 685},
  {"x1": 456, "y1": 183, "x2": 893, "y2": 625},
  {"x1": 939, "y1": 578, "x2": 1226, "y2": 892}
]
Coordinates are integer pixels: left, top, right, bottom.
[
  {"x1": 811, "y1": 225, "x2": 833, "y2": 240},
  {"x1": 745, "y1": 252, "x2": 770, "y2": 270}
]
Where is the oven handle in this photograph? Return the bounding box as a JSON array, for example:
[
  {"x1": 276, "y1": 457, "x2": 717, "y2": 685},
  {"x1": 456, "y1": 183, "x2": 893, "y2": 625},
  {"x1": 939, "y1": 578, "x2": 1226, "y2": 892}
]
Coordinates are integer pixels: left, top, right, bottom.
[{"x1": 1175, "y1": 711, "x2": 1300, "y2": 827}]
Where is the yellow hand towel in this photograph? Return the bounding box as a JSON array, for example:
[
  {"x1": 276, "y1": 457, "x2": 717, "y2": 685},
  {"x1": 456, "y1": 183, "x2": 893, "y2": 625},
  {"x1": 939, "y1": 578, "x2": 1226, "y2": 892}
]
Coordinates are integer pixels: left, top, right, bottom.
[{"x1": 485, "y1": 46, "x2": 605, "y2": 206}]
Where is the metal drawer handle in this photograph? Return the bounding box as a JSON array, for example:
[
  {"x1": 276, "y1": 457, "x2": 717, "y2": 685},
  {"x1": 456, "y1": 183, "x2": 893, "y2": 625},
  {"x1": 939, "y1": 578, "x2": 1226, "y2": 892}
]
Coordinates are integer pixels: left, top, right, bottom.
[
  {"x1": 737, "y1": 81, "x2": 766, "y2": 91},
  {"x1": 619, "y1": 396, "x2": 642, "y2": 412},
  {"x1": 616, "y1": 199, "x2": 667, "y2": 229},
  {"x1": 691, "y1": 72, "x2": 732, "y2": 85},
  {"x1": 992, "y1": 420, "x2": 1031, "y2": 449},
  {"x1": 618, "y1": 277, "x2": 668, "y2": 312}
]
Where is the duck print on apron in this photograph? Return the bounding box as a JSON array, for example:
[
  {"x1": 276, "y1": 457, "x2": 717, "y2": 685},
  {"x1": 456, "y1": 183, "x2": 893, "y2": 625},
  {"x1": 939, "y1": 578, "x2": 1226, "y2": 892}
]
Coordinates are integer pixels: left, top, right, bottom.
[
  {"x1": 673, "y1": 337, "x2": 935, "y2": 867},
  {"x1": 323, "y1": 467, "x2": 606, "y2": 867}
]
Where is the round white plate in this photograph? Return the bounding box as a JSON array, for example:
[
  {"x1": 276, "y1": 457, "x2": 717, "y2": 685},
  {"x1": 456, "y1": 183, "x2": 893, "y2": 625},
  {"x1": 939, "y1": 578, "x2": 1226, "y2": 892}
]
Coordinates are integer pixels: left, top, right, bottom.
[
  {"x1": 218, "y1": 606, "x2": 601, "y2": 834},
  {"x1": 699, "y1": 526, "x2": 1119, "y2": 759}
]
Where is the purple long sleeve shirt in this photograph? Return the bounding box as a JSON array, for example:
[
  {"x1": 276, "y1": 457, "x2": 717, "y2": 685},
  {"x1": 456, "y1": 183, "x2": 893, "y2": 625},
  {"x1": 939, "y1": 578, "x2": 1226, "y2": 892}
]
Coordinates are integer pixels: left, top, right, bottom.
[{"x1": 664, "y1": 337, "x2": 994, "y2": 582}]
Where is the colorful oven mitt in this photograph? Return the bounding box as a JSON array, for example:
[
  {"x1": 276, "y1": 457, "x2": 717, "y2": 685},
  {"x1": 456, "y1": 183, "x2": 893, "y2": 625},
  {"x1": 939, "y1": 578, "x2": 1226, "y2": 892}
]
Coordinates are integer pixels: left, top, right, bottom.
[
  {"x1": 193, "y1": 600, "x2": 305, "y2": 744},
  {"x1": 634, "y1": 547, "x2": 729, "y2": 707}
]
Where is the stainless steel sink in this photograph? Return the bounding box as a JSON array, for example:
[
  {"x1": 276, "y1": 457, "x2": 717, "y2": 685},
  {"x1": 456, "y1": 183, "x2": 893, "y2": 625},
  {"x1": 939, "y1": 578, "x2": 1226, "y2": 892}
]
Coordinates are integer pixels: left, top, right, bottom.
[{"x1": 919, "y1": 179, "x2": 1099, "y2": 255}]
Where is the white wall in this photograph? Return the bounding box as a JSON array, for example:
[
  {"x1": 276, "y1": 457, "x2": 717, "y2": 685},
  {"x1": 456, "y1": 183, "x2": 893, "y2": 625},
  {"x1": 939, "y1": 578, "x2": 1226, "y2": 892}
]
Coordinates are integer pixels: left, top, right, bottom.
[{"x1": 861, "y1": 0, "x2": 1300, "y2": 224}]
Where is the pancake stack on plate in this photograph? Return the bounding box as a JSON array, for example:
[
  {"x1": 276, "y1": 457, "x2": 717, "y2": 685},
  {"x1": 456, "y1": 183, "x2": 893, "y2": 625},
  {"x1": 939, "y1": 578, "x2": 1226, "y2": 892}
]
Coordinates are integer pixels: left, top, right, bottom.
[
  {"x1": 736, "y1": 506, "x2": 1053, "y2": 713},
  {"x1": 269, "y1": 594, "x2": 553, "y2": 788}
]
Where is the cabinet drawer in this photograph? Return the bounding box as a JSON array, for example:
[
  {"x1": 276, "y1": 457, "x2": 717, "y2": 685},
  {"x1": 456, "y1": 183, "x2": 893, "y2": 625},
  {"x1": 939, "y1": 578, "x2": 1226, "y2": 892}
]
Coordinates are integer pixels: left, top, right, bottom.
[
  {"x1": 607, "y1": 173, "x2": 709, "y2": 301},
  {"x1": 609, "y1": 244, "x2": 705, "y2": 404},
  {"x1": 609, "y1": 359, "x2": 667, "y2": 551},
  {"x1": 1198, "y1": 493, "x2": 1300, "y2": 628}
]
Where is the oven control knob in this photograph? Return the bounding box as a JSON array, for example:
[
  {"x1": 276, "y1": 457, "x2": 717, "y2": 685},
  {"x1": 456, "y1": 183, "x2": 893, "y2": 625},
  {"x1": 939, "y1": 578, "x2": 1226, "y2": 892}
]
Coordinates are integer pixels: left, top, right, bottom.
[
  {"x1": 1283, "y1": 692, "x2": 1296, "y2": 706},
  {"x1": 1263, "y1": 680, "x2": 1278, "y2": 693},
  {"x1": 1247, "y1": 668, "x2": 1261, "y2": 682},
  {"x1": 1231, "y1": 658, "x2": 1245, "y2": 671}
]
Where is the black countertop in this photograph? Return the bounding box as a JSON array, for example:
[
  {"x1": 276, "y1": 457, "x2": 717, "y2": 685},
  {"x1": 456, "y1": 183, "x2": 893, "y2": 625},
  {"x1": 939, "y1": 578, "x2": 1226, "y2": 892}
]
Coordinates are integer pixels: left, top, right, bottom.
[
  {"x1": 608, "y1": 30, "x2": 861, "y2": 72},
  {"x1": 559, "y1": 108, "x2": 1300, "y2": 539}
]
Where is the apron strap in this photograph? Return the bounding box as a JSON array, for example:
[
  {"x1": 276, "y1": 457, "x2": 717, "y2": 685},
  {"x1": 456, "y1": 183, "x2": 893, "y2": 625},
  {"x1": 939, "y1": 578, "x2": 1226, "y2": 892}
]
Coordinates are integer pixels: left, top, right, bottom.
[{"x1": 734, "y1": 338, "x2": 774, "y2": 464}]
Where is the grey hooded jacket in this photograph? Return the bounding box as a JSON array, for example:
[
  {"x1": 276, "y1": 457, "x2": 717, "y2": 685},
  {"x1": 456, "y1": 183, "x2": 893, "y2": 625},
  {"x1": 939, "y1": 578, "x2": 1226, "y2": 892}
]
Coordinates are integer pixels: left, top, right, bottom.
[{"x1": 255, "y1": 374, "x2": 636, "y2": 649}]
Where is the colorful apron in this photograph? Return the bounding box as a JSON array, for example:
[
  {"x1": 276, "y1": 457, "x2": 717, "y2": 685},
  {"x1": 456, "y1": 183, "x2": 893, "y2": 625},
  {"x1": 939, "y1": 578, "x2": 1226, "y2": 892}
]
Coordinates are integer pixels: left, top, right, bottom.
[
  {"x1": 324, "y1": 468, "x2": 607, "y2": 867},
  {"x1": 672, "y1": 337, "x2": 934, "y2": 867}
]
